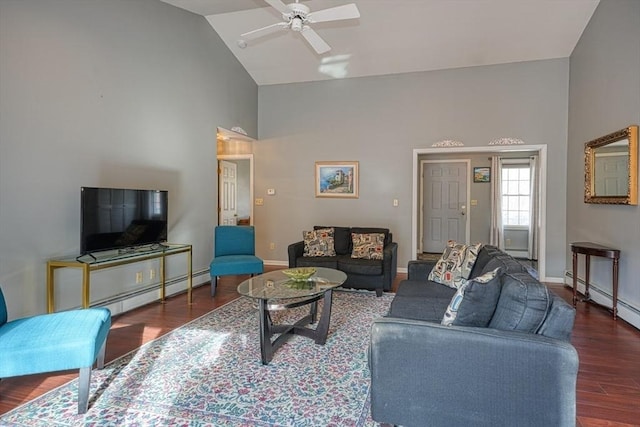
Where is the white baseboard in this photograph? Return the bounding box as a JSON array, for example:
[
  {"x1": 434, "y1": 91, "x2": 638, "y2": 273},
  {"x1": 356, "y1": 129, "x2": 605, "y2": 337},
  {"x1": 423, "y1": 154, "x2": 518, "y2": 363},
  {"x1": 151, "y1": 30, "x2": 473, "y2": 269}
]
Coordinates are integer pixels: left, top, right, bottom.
[{"x1": 564, "y1": 270, "x2": 640, "y2": 330}]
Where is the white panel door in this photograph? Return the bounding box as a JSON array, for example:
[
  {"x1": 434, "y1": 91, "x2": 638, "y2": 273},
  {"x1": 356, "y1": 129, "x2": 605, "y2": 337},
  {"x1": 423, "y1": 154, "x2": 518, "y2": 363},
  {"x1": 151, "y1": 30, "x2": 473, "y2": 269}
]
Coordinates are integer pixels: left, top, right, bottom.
[
  {"x1": 219, "y1": 160, "x2": 237, "y2": 225},
  {"x1": 422, "y1": 162, "x2": 468, "y2": 252}
]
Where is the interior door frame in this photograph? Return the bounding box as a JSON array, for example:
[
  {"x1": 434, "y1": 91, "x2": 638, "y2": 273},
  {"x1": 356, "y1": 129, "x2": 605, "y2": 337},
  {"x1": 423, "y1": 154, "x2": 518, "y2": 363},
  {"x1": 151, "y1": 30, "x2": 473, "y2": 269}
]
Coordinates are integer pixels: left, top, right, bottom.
[
  {"x1": 217, "y1": 154, "x2": 254, "y2": 226},
  {"x1": 412, "y1": 145, "x2": 548, "y2": 281},
  {"x1": 419, "y1": 159, "x2": 471, "y2": 252}
]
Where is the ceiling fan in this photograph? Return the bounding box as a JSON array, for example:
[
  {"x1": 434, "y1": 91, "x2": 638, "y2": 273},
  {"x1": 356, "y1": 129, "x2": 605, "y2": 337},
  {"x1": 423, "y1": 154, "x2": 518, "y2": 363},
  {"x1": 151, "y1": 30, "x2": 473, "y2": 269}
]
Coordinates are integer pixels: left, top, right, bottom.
[{"x1": 237, "y1": 0, "x2": 360, "y2": 55}]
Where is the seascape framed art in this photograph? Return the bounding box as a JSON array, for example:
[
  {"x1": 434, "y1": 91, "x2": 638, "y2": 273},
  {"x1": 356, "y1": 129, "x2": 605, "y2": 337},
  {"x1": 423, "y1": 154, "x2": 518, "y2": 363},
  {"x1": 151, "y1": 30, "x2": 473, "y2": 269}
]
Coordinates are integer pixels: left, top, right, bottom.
[
  {"x1": 473, "y1": 167, "x2": 491, "y2": 183},
  {"x1": 315, "y1": 161, "x2": 359, "y2": 198}
]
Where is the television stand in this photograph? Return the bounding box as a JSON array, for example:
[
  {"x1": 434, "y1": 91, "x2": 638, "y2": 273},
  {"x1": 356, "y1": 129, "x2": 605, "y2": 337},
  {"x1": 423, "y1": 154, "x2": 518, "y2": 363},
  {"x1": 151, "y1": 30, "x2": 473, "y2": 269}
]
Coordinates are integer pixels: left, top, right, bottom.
[{"x1": 46, "y1": 243, "x2": 192, "y2": 313}]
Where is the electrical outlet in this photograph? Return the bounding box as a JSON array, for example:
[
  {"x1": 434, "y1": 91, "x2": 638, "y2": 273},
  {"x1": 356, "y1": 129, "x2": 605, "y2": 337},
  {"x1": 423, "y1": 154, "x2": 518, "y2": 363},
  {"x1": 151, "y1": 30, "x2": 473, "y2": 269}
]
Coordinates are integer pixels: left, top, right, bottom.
[
  {"x1": 149, "y1": 269, "x2": 156, "y2": 280},
  {"x1": 269, "y1": 242, "x2": 276, "y2": 250},
  {"x1": 135, "y1": 272, "x2": 143, "y2": 284}
]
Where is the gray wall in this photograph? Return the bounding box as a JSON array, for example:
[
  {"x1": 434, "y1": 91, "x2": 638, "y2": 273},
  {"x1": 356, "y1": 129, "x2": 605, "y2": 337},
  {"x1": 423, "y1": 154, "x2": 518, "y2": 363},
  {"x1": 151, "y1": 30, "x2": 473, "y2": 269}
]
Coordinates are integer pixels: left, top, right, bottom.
[
  {"x1": 0, "y1": 0, "x2": 258, "y2": 317},
  {"x1": 567, "y1": 0, "x2": 640, "y2": 313},
  {"x1": 257, "y1": 59, "x2": 569, "y2": 277}
]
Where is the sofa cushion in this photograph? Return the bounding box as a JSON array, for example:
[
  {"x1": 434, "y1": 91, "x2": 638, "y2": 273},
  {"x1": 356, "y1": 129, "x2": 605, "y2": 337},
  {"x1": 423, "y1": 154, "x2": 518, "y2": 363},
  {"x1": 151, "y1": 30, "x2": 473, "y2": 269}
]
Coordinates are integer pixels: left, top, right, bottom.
[
  {"x1": 388, "y1": 295, "x2": 452, "y2": 322},
  {"x1": 351, "y1": 227, "x2": 391, "y2": 247},
  {"x1": 351, "y1": 233, "x2": 385, "y2": 260},
  {"x1": 315, "y1": 226, "x2": 351, "y2": 255},
  {"x1": 303, "y1": 228, "x2": 336, "y2": 257},
  {"x1": 469, "y1": 245, "x2": 501, "y2": 278},
  {"x1": 338, "y1": 256, "x2": 383, "y2": 276},
  {"x1": 396, "y1": 280, "x2": 458, "y2": 299},
  {"x1": 428, "y1": 241, "x2": 482, "y2": 289},
  {"x1": 536, "y1": 292, "x2": 576, "y2": 342},
  {"x1": 296, "y1": 256, "x2": 338, "y2": 269},
  {"x1": 441, "y1": 267, "x2": 503, "y2": 327},
  {"x1": 481, "y1": 253, "x2": 527, "y2": 275},
  {"x1": 488, "y1": 272, "x2": 550, "y2": 333}
]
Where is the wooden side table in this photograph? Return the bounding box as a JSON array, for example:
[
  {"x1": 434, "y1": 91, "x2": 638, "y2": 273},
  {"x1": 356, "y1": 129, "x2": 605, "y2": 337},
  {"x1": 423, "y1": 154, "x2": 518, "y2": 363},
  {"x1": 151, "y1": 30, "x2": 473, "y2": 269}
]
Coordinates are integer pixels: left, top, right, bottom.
[{"x1": 570, "y1": 242, "x2": 620, "y2": 319}]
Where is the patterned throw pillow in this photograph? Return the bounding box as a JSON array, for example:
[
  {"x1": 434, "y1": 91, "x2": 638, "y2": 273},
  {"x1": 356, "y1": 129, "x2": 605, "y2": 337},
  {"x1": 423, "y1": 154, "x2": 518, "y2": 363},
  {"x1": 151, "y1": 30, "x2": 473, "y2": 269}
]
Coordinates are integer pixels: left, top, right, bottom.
[
  {"x1": 351, "y1": 233, "x2": 385, "y2": 260},
  {"x1": 427, "y1": 241, "x2": 482, "y2": 289},
  {"x1": 441, "y1": 267, "x2": 502, "y2": 326},
  {"x1": 302, "y1": 228, "x2": 336, "y2": 257}
]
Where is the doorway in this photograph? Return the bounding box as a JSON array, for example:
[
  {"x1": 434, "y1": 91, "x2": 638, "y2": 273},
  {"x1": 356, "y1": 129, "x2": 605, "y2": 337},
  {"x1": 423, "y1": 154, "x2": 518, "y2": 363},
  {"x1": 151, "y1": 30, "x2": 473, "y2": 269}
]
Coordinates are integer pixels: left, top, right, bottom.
[
  {"x1": 217, "y1": 156, "x2": 253, "y2": 226},
  {"x1": 412, "y1": 145, "x2": 547, "y2": 281},
  {"x1": 216, "y1": 127, "x2": 255, "y2": 227}
]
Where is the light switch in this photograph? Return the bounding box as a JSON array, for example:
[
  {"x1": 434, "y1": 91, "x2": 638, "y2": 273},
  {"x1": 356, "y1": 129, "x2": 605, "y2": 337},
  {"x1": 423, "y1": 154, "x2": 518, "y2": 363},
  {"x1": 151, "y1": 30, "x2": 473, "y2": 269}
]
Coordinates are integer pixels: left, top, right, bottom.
[
  {"x1": 393, "y1": 199, "x2": 399, "y2": 207},
  {"x1": 255, "y1": 198, "x2": 264, "y2": 206},
  {"x1": 471, "y1": 199, "x2": 478, "y2": 206}
]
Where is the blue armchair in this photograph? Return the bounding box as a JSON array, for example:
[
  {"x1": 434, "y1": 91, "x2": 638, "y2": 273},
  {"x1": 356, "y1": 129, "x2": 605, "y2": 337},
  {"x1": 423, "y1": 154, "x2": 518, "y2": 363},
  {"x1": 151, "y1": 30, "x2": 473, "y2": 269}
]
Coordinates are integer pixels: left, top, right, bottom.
[
  {"x1": 0, "y1": 287, "x2": 111, "y2": 414},
  {"x1": 209, "y1": 225, "x2": 264, "y2": 296}
]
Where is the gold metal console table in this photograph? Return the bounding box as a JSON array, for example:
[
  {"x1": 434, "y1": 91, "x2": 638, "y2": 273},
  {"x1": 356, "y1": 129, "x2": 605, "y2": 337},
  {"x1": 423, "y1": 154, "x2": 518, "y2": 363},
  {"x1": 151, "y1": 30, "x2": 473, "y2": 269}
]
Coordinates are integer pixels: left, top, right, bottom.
[{"x1": 46, "y1": 243, "x2": 192, "y2": 313}]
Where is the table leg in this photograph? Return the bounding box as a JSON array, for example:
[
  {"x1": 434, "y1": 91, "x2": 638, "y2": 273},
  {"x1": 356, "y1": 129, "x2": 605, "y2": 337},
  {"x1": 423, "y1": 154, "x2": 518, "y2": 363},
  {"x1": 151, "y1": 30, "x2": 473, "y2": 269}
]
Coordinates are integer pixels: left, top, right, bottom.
[
  {"x1": 82, "y1": 264, "x2": 91, "y2": 309},
  {"x1": 315, "y1": 290, "x2": 333, "y2": 345},
  {"x1": 187, "y1": 247, "x2": 193, "y2": 305},
  {"x1": 259, "y1": 299, "x2": 272, "y2": 365},
  {"x1": 612, "y1": 258, "x2": 619, "y2": 320},
  {"x1": 47, "y1": 263, "x2": 55, "y2": 313},
  {"x1": 160, "y1": 255, "x2": 166, "y2": 303},
  {"x1": 572, "y1": 251, "x2": 578, "y2": 307},
  {"x1": 584, "y1": 254, "x2": 591, "y2": 301}
]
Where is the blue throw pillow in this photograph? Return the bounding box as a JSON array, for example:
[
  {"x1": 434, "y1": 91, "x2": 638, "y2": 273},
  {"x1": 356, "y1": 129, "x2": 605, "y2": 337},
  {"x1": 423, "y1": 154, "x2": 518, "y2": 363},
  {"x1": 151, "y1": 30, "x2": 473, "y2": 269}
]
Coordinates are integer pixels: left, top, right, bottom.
[{"x1": 441, "y1": 267, "x2": 502, "y2": 326}]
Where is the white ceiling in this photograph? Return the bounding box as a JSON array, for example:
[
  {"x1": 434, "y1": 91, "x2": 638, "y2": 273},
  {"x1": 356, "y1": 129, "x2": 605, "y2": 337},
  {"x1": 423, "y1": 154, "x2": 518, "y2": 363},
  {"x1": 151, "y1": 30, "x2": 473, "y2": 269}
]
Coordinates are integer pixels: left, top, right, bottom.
[{"x1": 160, "y1": 0, "x2": 600, "y2": 86}]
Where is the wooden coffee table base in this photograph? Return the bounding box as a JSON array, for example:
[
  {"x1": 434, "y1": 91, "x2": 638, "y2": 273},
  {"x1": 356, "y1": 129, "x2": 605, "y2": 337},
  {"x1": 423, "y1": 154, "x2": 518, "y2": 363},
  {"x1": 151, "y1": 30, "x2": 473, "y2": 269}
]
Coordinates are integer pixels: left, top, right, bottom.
[{"x1": 258, "y1": 289, "x2": 334, "y2": 365}]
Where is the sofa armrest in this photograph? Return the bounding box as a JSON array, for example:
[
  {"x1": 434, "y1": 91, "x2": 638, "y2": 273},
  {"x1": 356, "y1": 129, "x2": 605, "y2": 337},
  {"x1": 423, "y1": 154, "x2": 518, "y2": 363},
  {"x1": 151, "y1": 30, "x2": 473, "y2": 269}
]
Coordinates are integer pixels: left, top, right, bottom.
[
  {"x1": 407, "y1": 260, "x2": 436, "y2": 280},
  {"x1": 287, "y1": 241, "x2": 304, "y2": 268},
  {"x1": 382, "y1": 242, "x2": 398, "y2": 291},
  {"x1": 369, "y1": 317, "x2": 578, "y2": 427}
]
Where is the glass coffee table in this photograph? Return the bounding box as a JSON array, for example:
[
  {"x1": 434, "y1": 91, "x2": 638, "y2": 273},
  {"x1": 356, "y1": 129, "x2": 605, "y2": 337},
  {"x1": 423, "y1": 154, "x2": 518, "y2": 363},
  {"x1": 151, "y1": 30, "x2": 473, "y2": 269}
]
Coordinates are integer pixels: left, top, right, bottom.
[{"x1": 237, "y1": 267, "x2": 347, "y2": 365}]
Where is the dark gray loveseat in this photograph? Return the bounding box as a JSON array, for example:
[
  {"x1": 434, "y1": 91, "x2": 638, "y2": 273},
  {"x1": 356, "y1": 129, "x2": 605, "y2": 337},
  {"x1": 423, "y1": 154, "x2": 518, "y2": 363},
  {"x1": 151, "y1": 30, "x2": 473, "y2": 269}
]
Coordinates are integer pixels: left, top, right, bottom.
[
  {"x1": 288, "y1": 226, "x2": 397, "y2": 296},
  {"x1": 369, "y1": 245, "x2": 579, "y2": 427}
]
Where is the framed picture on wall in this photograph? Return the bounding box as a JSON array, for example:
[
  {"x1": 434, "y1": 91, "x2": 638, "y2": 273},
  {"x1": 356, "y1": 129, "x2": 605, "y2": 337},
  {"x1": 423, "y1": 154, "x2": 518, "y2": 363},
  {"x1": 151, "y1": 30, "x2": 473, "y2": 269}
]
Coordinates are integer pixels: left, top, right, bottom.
[
  {"x1": 315, "y1": 161, "x2": 359, "y2": 198},
  {"x1": 473, "y1": 167, "x2": 491, "y2": 183}
]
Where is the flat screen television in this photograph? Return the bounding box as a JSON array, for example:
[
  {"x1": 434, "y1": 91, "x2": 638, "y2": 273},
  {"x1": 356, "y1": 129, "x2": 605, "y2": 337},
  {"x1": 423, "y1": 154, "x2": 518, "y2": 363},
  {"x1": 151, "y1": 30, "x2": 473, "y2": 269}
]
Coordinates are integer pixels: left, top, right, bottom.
[{"x1": 80, "y1": 187, "x2": 168, "y2": 254}]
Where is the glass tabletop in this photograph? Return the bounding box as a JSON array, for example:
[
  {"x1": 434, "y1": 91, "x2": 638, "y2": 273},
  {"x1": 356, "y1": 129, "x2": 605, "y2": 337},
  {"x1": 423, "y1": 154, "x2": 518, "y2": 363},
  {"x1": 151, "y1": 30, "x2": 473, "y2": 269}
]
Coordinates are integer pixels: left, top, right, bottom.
[{"x1": 237, "y1": 267, "x2": 347, "y2": 301}]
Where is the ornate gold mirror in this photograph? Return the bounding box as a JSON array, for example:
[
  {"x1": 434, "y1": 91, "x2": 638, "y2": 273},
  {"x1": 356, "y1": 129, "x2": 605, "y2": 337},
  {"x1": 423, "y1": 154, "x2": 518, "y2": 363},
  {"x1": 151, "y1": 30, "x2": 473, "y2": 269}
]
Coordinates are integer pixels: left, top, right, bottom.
[{"x1": 585, "y1": 125, "x2": 638, "y2": 205}]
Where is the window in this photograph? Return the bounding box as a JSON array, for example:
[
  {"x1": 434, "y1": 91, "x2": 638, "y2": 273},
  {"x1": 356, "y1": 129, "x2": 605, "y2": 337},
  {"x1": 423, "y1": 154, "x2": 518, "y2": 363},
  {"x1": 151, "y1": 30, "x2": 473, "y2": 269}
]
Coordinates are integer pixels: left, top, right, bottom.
[{"x1": 501, "y1": 166, "x2": 530, "y2": 226}]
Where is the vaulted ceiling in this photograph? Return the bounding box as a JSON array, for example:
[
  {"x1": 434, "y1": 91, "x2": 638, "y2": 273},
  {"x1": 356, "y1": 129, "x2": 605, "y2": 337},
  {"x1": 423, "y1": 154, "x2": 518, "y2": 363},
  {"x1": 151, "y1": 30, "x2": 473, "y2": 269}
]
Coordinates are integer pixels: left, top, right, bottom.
[{"x1": 160, "y1": 0, "x2": 599, "y2": 86}]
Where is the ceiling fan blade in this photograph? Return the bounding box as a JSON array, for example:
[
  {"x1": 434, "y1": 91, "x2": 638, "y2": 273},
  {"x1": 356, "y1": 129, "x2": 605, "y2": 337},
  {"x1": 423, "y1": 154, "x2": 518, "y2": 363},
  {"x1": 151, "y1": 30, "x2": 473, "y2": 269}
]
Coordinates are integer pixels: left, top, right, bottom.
[
  {"x1": 307, "y1": 4, "x2": 360, "y2": 23},
  {"x1": 301, "y1": 26, "x2": 331, "y2": 54},
  {"x1": 264, "y1": 0, "x2": 290, "y2": 15},
  {"x1": 240, "y1": 22, "x2": 289, "y2": 41}
]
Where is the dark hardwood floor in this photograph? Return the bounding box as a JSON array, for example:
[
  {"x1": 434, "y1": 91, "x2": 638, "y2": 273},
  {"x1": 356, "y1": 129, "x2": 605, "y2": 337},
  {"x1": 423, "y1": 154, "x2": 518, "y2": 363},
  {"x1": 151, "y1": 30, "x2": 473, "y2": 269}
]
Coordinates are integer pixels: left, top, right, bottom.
[{"x1": 1, "y1": 269, "x2": 639, "y2": 426}]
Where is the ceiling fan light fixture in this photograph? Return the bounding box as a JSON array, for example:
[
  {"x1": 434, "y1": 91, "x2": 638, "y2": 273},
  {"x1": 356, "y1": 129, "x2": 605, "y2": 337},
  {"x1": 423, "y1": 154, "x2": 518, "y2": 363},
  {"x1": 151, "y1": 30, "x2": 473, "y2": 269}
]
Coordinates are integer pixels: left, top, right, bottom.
[{"x1": 291, "y1": 17, "x2": 303, "y2": 32}]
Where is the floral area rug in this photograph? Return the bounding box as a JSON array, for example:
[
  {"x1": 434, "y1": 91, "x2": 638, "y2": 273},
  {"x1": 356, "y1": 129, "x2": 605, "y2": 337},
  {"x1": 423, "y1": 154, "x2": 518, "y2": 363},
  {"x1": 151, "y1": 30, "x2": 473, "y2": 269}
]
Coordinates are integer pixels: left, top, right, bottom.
[{"x1": 1, "y1": 290, "x2": 393, "y2": 426}]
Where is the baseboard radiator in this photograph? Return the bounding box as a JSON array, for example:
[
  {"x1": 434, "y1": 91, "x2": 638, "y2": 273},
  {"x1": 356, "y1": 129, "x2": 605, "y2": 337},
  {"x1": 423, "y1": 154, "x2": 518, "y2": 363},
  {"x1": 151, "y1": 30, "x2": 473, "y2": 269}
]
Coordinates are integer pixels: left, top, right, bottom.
[{"x1": 564, "y1": 270, "x2": 640, "y2": 330}]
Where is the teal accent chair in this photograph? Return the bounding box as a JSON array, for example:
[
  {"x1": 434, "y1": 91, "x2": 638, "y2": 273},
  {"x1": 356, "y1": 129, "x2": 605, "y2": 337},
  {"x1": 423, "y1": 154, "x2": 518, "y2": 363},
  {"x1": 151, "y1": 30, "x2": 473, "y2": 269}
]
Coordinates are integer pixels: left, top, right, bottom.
[
  {"x1": 209, "y1": 226, "x2": 264, "y2": 296},
  {"x1": 0, "y1": 287, "x2": 111, "y2": 414}
]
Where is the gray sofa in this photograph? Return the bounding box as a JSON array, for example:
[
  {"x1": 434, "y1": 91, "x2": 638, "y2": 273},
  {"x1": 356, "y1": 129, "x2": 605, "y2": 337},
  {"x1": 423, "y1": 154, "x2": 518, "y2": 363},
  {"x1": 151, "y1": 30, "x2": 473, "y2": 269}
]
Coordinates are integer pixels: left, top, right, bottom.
[
  {"x1": 288, "y1": 226, "x2": 397, "y2": 296},
  {"x1": 369, "y1": 245, "x2": 579, "y2": 427}
]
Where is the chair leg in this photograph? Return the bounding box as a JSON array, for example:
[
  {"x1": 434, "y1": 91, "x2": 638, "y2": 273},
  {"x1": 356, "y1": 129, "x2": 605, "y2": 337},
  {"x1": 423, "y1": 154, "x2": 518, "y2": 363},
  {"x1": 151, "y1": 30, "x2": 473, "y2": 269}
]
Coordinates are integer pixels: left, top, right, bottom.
[
  {"x1": 211, "y1": 276, "x2": 218, "y2": 296},
  {"x1": 96, "y1": 341, "x2": 106, "y2": 369},
  {"x1": 77, "y1": 366, "x2": 92, "y2": 414}
]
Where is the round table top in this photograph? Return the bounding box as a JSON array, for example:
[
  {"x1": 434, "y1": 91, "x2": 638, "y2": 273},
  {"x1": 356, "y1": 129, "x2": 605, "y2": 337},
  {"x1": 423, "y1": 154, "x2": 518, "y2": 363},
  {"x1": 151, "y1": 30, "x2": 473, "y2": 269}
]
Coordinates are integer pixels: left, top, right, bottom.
[{"x1": 237, "y1": 267, "x2": 347, "y2": 301}]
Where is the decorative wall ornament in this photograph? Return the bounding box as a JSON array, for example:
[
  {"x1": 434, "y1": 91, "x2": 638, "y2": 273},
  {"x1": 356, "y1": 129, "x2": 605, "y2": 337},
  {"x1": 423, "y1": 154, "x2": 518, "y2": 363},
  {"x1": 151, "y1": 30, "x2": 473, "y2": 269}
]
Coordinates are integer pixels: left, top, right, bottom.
[
  {"x1": 432, "y1": 140, "x2": 464, "y2": 147},
  {"x1": 488, "y1": 137, "x2": 525, "y2": 146},
  {"x1": 231, "y1": 126, "x2": 248, "y2": 135}
]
